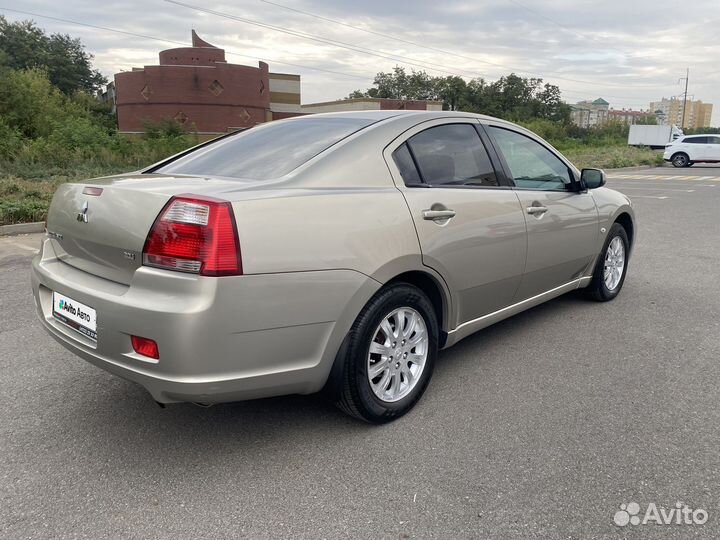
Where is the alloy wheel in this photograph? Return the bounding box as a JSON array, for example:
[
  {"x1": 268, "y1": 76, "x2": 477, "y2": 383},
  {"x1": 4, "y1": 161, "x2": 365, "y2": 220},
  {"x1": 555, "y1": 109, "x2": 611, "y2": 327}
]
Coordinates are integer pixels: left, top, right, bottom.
[
  {"x1": 672, "y1": 154, "x2": 688, "y2": 167},
  {"x1": 603, "y1": 236, "x2": 625, "y2": 291},
  {"x1": 367, "y1": 307, "x2": 429, "y2": 403}
]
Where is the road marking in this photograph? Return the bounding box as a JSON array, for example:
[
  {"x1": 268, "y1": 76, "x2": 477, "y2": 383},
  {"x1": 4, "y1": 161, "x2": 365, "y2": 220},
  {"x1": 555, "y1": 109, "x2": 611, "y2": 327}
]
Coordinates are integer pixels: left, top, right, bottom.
[
  {"x1": 614, "y1": 186, "x2": 695, "y2": 192},
  {"x1": 631, "y1": 195, "x2": 669, "y2": 199},
  {"x1": 607, "y1": 174, "x2": 720, "y2": 182},
  {"x1": 610, "y1": 182, "x2": 709, "y2": 188},
  {"x1": 609, "y1": 177, "x2": 718, "y2": 183}
]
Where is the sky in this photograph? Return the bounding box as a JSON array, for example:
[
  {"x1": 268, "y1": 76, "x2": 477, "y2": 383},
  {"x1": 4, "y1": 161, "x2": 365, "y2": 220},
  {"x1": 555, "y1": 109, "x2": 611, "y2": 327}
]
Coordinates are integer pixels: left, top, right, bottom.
[{"x1": 3, "y1": 0, "x2": 719, "y2": 125}]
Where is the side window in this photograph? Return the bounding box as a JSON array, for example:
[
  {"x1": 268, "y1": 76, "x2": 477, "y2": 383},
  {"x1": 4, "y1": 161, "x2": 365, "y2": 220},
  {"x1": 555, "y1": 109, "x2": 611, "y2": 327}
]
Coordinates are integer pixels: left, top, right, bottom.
[
  {"x1": 391, "y1": 143, "x2": 422, "y2": 186},
  {"x1": 487, "y1": 126, "x2": 571, "y2": 191},
  {"x1": 405, "y1": 124, "x2": 499, "y2": 187},
  {"x1": 685, "y1": 136, "x2": 708, "y2": 144},
  {"x1": 710, "y1": 136, "x2": 720, "y2": 145}
]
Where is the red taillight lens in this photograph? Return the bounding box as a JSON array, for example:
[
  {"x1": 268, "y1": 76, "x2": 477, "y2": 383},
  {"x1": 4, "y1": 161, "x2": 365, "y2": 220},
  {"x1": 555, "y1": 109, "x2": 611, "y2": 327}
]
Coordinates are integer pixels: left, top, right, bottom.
[
  {"x1": 131, "y1": 335, "x2": 159, "y2": 359},
  {"x1": 142, "y1": 195, "x2": 242, "y2": 276}
]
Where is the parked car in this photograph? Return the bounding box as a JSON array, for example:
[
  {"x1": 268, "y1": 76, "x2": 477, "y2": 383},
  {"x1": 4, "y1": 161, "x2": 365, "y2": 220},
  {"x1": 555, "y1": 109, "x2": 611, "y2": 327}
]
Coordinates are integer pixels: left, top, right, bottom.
[
  {"x1": 664, "y1": 134, "x2": 720, "y2": 167},
  {"x1": 31, "y1": 111, "x2": 635, "y2": 423}
]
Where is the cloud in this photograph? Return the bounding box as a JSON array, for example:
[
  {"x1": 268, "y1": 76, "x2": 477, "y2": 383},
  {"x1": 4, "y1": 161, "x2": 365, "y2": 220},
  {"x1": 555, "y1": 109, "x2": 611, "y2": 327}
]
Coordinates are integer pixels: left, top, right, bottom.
[{"x1": 3, "y1": 0, "x2": 719, "y2": 124}]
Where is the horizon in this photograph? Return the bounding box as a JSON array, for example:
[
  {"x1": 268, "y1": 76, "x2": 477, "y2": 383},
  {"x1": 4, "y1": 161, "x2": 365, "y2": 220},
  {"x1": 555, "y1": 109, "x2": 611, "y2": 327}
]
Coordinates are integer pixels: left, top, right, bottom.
[{"x1": 2, "y1": 0, "x2": 718, "y2": 126}]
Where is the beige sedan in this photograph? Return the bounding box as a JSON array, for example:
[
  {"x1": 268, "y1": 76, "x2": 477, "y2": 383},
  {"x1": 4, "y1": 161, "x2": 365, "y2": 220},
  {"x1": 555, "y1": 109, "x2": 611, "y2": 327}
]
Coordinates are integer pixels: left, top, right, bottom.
[{"x1": 31, "y1": 111, "x2": 634, "y2": 423}]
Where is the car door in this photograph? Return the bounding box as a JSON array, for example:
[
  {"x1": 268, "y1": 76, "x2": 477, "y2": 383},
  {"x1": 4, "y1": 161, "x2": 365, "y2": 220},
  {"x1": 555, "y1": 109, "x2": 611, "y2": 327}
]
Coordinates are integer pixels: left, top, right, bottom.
[
  {"x1": 684, "y1": 136, "x2": 709, "y2": 160},
  {"x1": 708, "y1": 136, "x2": 720, "y2": 161},
  {"x1": 384, "y1": 120, "x2": 527, "y2": 328},
  {"x1": 484, "y1": 124, "x2": 599, "y2": 301}
]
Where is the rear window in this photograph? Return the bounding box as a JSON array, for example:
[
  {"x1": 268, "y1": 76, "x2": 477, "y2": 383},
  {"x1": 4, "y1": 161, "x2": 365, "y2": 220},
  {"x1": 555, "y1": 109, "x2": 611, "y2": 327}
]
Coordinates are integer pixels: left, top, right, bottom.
[{"x1": 150, "y1": 117, "x2": 375, "y2": 180}]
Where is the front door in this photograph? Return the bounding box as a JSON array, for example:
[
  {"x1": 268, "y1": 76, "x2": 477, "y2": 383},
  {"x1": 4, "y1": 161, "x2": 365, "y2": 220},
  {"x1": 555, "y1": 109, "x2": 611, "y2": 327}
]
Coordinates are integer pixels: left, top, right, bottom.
[
  {"x1": 386, "y1": 121, "x2": 527, "y2": 327},
  {"x1": 485, "y1": 125, "x2": 599, "y2": 301}
]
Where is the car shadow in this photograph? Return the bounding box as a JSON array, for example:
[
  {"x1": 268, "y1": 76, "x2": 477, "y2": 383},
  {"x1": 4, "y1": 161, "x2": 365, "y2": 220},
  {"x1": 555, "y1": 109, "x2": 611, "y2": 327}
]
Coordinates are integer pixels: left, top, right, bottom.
[{"x1": 49, "y1": 290, "x2": 595, "y2": 468}]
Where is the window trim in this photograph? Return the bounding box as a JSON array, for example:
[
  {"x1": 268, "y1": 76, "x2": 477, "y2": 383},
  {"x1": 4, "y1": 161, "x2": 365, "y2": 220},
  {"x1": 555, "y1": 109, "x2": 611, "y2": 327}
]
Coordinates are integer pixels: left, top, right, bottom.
[
  {"x1": 481, "y1": 123, "x2": 582, "y2": 193},
  {"x1": 388, "y1": 120, "x2": 512, "y2": 190}
]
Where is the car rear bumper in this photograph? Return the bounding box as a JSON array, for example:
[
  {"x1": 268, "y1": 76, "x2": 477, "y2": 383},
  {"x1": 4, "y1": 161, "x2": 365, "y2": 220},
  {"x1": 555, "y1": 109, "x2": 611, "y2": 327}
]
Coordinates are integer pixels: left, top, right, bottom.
[{"x1": 31, "y1": 238, "x2": 379, "y2": 403}]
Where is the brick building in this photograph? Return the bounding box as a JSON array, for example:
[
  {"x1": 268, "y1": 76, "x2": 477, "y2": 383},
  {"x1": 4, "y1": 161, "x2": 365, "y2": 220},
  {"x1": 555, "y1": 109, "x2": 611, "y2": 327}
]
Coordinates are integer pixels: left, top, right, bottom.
[
  {"x1": 649, "y1": 97, "x2": 713, "y2": 129},
  {"x1": 114, "y1": 31, "x2": 301, "y2": 134},
  {"x1": 570, "y1": 98, "x2": 610, "y2": 128},
  {"x1": 607, "y1": 108, "x2": 656, "y2": 125}
]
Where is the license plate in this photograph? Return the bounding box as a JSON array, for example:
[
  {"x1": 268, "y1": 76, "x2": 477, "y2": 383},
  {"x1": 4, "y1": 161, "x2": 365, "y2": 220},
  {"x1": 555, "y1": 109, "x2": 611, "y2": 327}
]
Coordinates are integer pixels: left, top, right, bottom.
[{"x1": 52, "y1": 292, "x2": 97, "y2": 341}]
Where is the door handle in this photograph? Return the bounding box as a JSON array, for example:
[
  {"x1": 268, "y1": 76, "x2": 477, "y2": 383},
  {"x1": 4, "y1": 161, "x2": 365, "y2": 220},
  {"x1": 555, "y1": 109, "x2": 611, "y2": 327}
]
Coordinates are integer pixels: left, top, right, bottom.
[
  {"x1": 526, "y1": 206, "x2": 548, "y2": 215},
  {"x1": 423, "y1": 209, "x2": 456, "y2": 221}
]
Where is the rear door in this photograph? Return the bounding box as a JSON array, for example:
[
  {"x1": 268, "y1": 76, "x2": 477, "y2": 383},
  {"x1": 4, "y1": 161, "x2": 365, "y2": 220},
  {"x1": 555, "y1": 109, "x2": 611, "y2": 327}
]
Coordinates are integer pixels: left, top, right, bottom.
[
  {"x1": 385, "y1": 120, "x2": 527, "y2": 327},
  {"x1": 484, "y1": 124, "x2": 598, "y2": 301},
  {"x1": 708, "y1": 136, "x2": 720, "y2": 161}
]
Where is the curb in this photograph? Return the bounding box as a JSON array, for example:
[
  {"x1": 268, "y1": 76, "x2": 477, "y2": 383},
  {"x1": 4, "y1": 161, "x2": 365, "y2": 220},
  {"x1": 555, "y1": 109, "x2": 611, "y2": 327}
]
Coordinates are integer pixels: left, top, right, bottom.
[{"x1": 0, "y1": 222, "x2": 45, "y2": 236}]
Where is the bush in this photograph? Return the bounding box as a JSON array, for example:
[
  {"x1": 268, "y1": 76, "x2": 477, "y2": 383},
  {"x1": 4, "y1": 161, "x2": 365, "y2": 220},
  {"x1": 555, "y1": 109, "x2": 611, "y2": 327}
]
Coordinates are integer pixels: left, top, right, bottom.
[{"x1": 0, "y1": 116, "x2": 23, "y2": 158}]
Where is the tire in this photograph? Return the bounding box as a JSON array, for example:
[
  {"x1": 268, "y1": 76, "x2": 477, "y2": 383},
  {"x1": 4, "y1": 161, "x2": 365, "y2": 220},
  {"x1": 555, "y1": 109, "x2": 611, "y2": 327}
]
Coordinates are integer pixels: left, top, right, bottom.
[
  {"x1": 585, "y1": 223, "x2": 630, "y2": 302},
  {"x1": 671, "y1": 152, "x2": 690, "y2": 167},
  {"x1": 328, "y1": 283, "x2": 438, "y2": 424}
]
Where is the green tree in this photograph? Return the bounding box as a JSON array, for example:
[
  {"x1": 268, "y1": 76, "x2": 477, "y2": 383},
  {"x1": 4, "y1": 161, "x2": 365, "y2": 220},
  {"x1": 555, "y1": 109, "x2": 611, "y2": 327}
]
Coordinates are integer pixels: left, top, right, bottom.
[
  {"x1": 435, "y1": 76, "x2": 466, "y2": 111},
  {"x1": 350, "y1": 68, "x2": 568, "y2": 122},
  {"x1": 349, "y1": 67, "x2": 440, "y2": 101},
  {"x1": 634, "y1": 115, "x2": 657, "y2": 125},
  {"x1": 0, "y1": 16, "x2": 107, "y2": 94}
]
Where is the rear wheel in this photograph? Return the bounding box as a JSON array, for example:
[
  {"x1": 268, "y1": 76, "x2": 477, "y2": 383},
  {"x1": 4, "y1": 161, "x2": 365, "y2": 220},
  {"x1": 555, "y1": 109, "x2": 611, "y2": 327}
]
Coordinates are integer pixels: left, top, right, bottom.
[
  {"x1": 585, "y1": 223, "x2": 629, "y2": 302},
  {"x1": 329, "y1": 283, "x2": 438, "y2": 423},
  {"x1": 671, "y1": 152, "x2": 690, "y2": 167}
]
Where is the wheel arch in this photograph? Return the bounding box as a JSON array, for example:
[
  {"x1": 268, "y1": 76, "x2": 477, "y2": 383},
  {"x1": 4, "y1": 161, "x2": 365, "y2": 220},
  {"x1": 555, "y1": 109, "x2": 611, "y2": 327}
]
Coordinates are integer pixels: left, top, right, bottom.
[
  {"x1": 614, "y1": 211, "x2": 634, "y2": 248},
  {"x1": 671, "y1": 151, "x2": 690, "y2": 165},
  {"x1": 386, "y1": 270, "x2": 450, "y2": 348}
]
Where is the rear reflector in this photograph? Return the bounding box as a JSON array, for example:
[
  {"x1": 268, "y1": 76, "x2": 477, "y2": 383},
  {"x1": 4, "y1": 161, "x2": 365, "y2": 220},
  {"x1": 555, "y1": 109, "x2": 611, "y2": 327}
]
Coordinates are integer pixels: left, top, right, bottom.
[
  {"x1": 142, "y1": 195, "x2": 242, "y2": 276},
  {"x1": 131, "y1": 335, "x2": 159, "y2": 359}
]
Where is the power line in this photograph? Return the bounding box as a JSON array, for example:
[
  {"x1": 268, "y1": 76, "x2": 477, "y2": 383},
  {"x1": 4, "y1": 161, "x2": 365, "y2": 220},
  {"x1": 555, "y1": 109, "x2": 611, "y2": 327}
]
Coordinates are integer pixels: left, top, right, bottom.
[
  {"x1": 258, "y1": 0, "x2": 669, "y2": 89},
  {"x1": 165, "y1": 0, "x2": 492, "y2": 80},
  {"x1": 0, "y1": 4, "x2": 675, "y2": 109},
  {"x1": 0, "y1": 6, "x2": 371, "y2": 80}
]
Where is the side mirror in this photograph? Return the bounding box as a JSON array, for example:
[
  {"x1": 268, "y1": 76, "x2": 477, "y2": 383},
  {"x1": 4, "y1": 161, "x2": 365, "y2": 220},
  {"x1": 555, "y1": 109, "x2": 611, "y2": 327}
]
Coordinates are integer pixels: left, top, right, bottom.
[{"x1": 581, "y1": 168, "x2": 606, "y2": 189}]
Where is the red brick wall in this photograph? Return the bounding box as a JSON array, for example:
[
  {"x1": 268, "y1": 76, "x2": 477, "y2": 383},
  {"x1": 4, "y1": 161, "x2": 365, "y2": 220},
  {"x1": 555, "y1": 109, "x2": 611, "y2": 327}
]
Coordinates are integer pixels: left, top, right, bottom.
[
  {"x1": 115, "y1": 59, "x2": 271, "y2": 133},
  {"x1": 158, "y1": 47, "x2": 226, "y2": 66}
]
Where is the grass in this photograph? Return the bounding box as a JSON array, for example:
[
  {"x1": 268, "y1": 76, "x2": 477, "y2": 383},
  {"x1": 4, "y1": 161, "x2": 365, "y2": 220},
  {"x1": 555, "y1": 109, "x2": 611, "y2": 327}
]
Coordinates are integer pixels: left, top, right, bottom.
[
  {"x1": 0, "y1": 142, "x2": 666, "y2": 226},
  {"x1": 561, "y1": 144, "x2": 665, "y2": 170},
  {"x1": 0, "y1": 164, "x2": 137, "y2": 225}
]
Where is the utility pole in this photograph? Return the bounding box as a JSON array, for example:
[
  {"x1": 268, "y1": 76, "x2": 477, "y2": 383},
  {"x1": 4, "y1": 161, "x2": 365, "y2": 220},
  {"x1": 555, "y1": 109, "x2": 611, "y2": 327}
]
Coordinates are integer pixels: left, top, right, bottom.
[{"x1": 680, "y1": 68, "x2": 689, "y2": 129}]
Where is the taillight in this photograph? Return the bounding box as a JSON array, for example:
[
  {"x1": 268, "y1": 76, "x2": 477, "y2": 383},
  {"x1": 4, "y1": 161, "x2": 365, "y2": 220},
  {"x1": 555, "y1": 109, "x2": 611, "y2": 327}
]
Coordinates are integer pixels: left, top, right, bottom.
[
  {"x1": 131, "y1": 335, "x2": 159, "y2": 359},
  {"x1": 142, "y1": 195, "x2": 242, "y2": 276}
]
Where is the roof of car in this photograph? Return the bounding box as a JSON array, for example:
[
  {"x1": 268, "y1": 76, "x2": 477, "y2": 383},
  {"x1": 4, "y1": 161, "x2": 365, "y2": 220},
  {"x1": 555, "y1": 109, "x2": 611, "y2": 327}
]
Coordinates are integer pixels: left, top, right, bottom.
[{"x1": 283, "y1": 109, "x2": 501, "y2": 124}]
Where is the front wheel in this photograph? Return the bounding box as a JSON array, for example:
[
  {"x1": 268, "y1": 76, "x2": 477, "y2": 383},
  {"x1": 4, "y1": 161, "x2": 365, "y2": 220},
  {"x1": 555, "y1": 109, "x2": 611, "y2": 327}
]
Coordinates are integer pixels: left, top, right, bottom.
[
  {"x1": 671, "y1": 152, "x2": 689, "y2": 167},
  {"x1": 329, "y1": 283, "x2": 438, "y2": 423},
  {"x1": 585, "y1": 223, "x2": 629, "y2": 302}
]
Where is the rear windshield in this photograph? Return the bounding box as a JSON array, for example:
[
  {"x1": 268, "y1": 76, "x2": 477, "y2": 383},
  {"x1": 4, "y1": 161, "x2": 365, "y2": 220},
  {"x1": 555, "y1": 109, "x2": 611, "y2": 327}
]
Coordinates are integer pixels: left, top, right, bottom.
[{"x1": 149, "y1": 117, "x2": 375, "y2": 180}]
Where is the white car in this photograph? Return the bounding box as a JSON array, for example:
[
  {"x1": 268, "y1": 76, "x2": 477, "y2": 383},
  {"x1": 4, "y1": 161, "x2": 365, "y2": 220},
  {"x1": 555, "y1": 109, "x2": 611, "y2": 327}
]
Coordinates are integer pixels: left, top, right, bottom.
[{"x1": 664, "y1": 134, "x2": 720, "y2": 167}]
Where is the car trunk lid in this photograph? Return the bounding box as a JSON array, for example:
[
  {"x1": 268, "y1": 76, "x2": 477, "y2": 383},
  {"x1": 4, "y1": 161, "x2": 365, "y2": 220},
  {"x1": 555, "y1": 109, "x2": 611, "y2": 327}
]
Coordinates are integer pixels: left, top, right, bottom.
[{"x1": 45, "y1": 173, "x2": 256, "y2": 285}]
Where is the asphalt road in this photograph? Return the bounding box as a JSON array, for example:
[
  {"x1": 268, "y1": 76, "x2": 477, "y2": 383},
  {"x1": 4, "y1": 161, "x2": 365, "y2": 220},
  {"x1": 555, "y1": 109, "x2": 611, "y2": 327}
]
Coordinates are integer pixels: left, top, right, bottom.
[{"x1": 2, "y1": 166, "x2": 719, "y2": 539}]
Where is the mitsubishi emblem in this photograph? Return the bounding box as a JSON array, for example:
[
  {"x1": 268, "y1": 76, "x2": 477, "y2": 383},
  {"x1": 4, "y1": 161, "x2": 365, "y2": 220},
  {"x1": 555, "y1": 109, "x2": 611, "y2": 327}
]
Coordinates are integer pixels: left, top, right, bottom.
[{"x1": 77, "y1": 201, "x2": 89, "y2": 223}]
